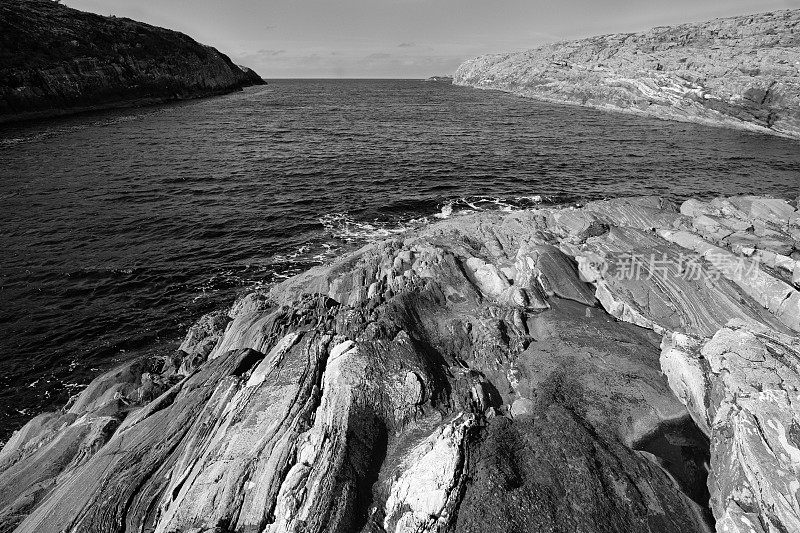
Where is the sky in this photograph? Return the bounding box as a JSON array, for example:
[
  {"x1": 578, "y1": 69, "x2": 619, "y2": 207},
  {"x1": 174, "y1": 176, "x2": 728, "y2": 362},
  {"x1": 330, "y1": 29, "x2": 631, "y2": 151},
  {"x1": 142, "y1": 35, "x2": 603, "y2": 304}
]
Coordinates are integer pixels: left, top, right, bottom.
[{"x1": 64, "y1": 0, "x2": 800, "y2": 78}]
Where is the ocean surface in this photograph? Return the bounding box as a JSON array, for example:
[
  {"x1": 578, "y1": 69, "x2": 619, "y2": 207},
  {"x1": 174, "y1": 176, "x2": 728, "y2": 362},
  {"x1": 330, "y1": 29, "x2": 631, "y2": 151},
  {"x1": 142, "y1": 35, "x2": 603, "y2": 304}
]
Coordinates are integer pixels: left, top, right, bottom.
[{"x1": 1, "y1": 79, "x2": 799, "y2": 443}]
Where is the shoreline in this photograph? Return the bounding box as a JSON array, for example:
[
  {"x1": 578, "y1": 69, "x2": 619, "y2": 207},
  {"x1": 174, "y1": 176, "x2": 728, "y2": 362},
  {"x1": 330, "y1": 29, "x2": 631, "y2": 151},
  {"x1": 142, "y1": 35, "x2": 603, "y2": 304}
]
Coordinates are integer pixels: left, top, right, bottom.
[
  {"x1": 2, "y1": 191, "x2": 796, "y2": 444},
  {"x1": 0, "y1": 84, "x2": 263, "y2": 126},
  {"x1": 454, "y1": 81, "x2": 799, "y2": 140}
]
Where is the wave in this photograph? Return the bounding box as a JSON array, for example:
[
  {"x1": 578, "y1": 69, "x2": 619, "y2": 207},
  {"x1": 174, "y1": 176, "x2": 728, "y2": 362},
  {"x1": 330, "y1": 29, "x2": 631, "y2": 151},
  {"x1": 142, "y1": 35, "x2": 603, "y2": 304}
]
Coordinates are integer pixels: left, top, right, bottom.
[
  {"x1": 0, "y1": 108, "x2": 163, "y2": 146},
  {"x1": 249, "y1": 194, "x2": 556, "y2": 284},
  {"x1": 432, "y1": 194, "x2": 553, "y2": 219}
]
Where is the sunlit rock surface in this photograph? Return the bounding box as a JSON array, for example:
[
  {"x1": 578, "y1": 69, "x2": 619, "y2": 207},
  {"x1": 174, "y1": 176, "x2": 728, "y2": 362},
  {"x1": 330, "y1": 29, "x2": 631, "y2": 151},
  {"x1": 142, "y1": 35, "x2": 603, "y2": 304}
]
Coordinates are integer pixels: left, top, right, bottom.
[
  {"x1": 0, "y1": 0, "x2": 265, "y2": 123},
  {"x1": 454, "y1": 10, "x2": 800, "y2": 138},
  {"x1": 2, "y1": 195, "x2": 800, "y2": 532}
]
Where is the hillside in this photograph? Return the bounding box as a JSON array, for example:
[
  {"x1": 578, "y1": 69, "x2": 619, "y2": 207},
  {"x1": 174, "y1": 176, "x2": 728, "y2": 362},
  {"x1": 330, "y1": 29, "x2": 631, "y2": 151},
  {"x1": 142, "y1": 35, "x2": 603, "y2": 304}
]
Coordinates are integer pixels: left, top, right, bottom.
[
  {"x1": 0, "y1": 0, "x2": 265, "y2": 122},
  {"x1": 454, "y1": 10, "x2": 800, "y2": 138}
]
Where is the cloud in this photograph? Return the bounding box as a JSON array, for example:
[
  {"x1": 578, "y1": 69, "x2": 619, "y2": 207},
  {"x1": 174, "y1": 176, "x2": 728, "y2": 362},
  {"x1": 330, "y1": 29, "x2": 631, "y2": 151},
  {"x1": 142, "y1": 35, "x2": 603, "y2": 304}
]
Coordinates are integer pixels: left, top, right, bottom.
[
  {"x1": 398, "y1": 42, "x2": 416, "y2": 48},
  {"x1": 232, "y1": 46, "x2": 466, "y2": 78}
]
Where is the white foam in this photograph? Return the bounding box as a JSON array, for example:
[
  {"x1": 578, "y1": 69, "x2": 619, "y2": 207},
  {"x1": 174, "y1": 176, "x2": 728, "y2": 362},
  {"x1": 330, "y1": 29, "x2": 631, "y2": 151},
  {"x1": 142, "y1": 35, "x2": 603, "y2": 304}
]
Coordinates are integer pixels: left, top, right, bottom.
[
  {"x1": 434, "y1": 201, "x2": 454, "y2": 219},
  {"x1": 318, "y1": 212, "x2": 416, "y2": 241},
  {"x1": 252, "y1": 196, "x2": 557, "y2": 291}
]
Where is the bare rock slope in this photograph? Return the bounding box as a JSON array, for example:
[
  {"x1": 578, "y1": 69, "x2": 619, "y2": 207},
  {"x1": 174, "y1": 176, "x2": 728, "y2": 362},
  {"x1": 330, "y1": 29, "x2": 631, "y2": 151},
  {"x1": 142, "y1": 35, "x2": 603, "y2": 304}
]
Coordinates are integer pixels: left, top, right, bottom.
[
  {"x1": 2, "y1": 194, "x2": 800, "y2": 532},
  {"x1": 0, "y1": 0, "x2": 265, "y2": 123},
  {"x1": 454, "y1": 10, "x2": 800, "y2": 138}
]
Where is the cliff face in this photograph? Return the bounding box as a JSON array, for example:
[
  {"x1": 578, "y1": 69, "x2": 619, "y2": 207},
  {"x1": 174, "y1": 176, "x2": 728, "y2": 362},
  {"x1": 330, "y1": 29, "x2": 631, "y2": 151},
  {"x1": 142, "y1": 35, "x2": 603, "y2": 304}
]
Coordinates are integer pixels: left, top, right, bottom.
[
  {"x1": 2, "y1": 194, "x2": 800, "y2": 533},
  {"x1": 454, "y1": 10, "x2": 800, "y2": 138},
  {"x1": 0, "y1": 0, "x2": 265, "y2": 122}
]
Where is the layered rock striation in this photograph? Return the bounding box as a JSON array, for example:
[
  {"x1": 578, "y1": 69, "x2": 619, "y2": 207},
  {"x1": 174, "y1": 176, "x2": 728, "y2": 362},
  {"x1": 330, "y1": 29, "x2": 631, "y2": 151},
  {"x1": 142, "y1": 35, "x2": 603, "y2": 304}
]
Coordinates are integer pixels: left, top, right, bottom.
[
  {"x1": 0, "y1": 0, "x2": 265, "y2": 123},
  {"x1": 454, "y1": 10, "x2": 800, "y2": 138},
  {"x1": 2, "y1": 194, "x2": 800, "y2": 532}
]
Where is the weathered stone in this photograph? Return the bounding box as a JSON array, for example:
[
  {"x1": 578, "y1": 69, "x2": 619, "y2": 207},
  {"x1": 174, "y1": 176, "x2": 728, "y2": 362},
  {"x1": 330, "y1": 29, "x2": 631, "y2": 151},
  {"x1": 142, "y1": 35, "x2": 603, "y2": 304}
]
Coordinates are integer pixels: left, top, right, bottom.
[
  {"x1": 383, "y1": 415, "x2": 474, "y2": 533},
  {"x1": 516, "y1": 243, "x2": 596, "y2": 306},
  {"x1": 702, "y1": 322, "x2": 800, "y2": 533},
  {"x1": 509, "y1": 397, "x2": 535, "y2": 417},
  {"x1": 726, "y1": 196, "x2": 796, "y2": 227},
  {"x1": 5, "y1": 194, "x2": 800, "y2": 533},
  {"x1": 585, "y1": 198, "x2": 689, "y2": 231},
  {"x1": 659, "y1": 229, "x2": 800, "y2": 331},
  {"x1": 579, "y1": 227, "x2": 781, "y2": 337},
  {"x1": 464, "y1": 256, "x2": 510, "y2": 298},
  {"x1": 174, "y1": 310, "x2": 231, "y2": 375},
  {"x1": 681, "y1": 199, "x2": 723, "y2": 218}
]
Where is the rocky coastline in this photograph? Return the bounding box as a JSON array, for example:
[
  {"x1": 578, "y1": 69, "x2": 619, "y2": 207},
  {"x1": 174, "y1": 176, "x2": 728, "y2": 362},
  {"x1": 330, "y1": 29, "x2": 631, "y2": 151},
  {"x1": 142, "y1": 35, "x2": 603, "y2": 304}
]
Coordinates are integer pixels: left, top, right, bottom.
[
  {"x1": 2, "y1": 194, "x2": 800, "y2": 532},
  {"x1": 0, "y1": 0, "x2": 265, "y2": 123},
  {"x1": 454, "y1": 10, "x2": 800, "y2": 139}
]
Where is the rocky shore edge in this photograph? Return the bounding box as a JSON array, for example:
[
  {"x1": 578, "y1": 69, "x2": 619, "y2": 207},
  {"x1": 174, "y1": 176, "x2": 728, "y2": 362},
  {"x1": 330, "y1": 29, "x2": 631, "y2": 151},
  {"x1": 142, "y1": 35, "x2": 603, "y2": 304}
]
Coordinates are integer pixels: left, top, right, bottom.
[
  {"x1": 0, "y1": 0, "x2": 265, "y2": 124},
  {"x1": 2, "y1": 195, "x2": 800, "y2": 533},
  {"x1": 454, "y1": 10, "x2": 800, "y2": 139}
]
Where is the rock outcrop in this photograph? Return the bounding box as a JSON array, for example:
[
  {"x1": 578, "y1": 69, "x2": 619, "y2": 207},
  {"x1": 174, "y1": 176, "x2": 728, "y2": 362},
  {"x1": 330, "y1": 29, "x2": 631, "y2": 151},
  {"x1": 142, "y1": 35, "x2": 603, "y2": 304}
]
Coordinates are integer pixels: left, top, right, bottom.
[
  {"x1": 0, "y1": 0, "x2": 265, "y2": 123},
  {"x1": 2, "y1": 194, "x2": 800, "y2": 532},
  {"x1": 454, "y1": 10, "x2": 800, "y2": 138}
]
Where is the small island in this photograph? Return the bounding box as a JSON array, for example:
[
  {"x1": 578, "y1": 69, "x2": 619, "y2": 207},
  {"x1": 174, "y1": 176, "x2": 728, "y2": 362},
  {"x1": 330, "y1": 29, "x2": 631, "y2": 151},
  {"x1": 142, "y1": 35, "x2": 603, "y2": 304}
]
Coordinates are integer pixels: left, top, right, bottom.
[{"x1": 424, "y1": 75, "x2": 454, "y2": 83}]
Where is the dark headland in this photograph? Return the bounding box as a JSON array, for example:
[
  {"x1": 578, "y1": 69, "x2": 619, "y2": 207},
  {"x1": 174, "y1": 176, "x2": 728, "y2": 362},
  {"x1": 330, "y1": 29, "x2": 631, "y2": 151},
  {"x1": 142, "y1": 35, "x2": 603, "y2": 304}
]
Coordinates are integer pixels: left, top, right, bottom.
[{"x1": 0, "y1": 0, "x2": 265, "y2": 123}]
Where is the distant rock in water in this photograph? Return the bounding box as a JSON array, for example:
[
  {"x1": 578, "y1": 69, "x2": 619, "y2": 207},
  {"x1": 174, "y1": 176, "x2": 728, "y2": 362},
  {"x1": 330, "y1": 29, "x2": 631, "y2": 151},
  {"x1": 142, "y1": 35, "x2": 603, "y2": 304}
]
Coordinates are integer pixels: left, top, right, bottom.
[
  {"x1": 454, "y1": 10, "x2": 800, "y2": 139},
  {"x1": 3, "y1": 193, "x2": 800, "y2": 532},
  {"x1": 0, "y1": 0, "x2": 266, "y2": 123},
  {"x1": 424, "y1": 75, "x2": 453, "y2": 83}
]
